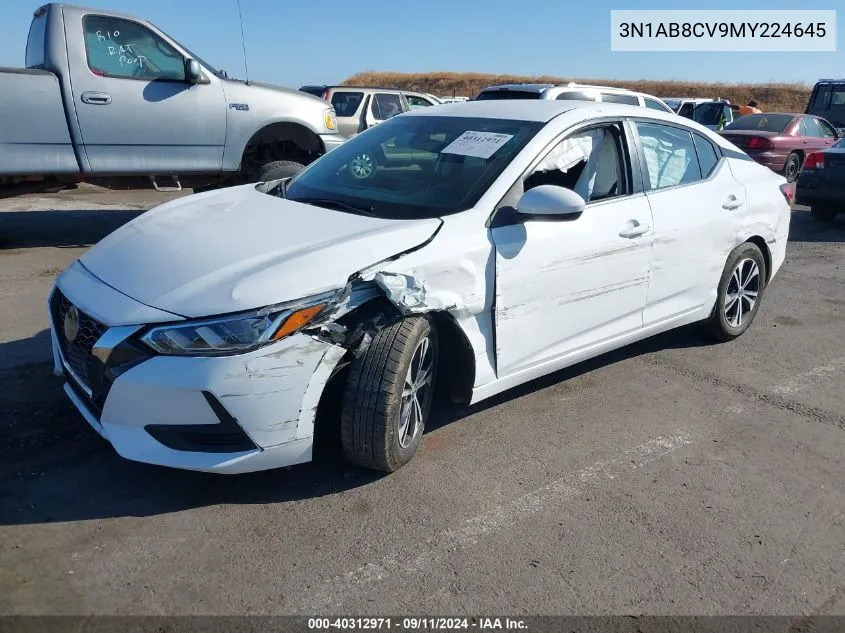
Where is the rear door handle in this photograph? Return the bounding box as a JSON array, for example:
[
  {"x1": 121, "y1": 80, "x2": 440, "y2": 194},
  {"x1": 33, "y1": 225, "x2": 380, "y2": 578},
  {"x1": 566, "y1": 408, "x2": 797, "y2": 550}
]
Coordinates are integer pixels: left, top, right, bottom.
[
  {"x1": 722, "y1": 195, "x2": 743, "y2": 210},
  {"x1": 619, "y1": 224, "x2": 650, "y2": 238},
  {"x1": 81, "y1": 91, "x2": 112, "y2": 105}
]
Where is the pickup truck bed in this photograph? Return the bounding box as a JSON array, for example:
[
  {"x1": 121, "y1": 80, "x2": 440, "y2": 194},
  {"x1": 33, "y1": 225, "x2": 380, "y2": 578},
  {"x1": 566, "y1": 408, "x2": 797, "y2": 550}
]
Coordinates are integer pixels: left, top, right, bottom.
[{"x1": 0, "y1": 67, "x2": 78, "y2": 175}]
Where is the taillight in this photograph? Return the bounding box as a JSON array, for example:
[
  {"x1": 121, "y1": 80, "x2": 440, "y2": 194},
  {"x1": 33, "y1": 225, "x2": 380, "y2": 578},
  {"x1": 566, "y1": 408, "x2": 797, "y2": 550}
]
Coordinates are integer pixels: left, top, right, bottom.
[
  {"x1": 321, "y1": 88, "x2": 329, "y2": 101},
  {"x1": 802, "y1": 152, "x2": 825, "y2": 171},
  {"x1": 779, "y1": 182, "x2": 795, "y2": 205},
  {"x1": 747, "y1": 137, "x2": 774, "y2": 150}
]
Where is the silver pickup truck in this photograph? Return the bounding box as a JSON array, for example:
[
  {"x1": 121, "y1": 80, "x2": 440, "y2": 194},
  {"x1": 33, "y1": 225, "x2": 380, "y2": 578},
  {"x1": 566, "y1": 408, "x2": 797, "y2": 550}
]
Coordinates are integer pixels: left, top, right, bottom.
[{"x1": 0, "y1": 3, "x2": 343, "y2": 194}]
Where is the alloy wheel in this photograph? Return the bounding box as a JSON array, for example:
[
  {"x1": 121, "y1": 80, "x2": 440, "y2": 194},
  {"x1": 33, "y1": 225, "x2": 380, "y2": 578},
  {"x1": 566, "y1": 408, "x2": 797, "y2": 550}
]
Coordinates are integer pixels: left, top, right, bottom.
[
  {"x1": 724, "y1": 258, "x2": 760, "y2": 328},
  {"x1": 398, "y1": 335, "x2": 433, "y2": 448}
]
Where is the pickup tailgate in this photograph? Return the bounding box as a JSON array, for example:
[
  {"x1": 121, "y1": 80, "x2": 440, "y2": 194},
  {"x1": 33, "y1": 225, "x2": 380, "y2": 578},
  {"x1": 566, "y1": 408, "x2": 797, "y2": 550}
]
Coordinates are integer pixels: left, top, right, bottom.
[{"x1": 0, "y1": 68, "x2": 79, "y2": 175}]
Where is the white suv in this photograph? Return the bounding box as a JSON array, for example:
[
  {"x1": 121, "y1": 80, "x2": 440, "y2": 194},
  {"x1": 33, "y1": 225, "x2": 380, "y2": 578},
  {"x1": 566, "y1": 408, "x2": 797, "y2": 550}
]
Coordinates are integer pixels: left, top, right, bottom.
[{"x1": 476, "y1": 82, "x2": 675, "y2": 113}]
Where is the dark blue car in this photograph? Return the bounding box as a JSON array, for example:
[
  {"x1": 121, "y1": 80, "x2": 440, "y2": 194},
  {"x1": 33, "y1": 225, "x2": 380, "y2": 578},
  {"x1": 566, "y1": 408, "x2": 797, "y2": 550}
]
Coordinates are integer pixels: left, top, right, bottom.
[{"x1": 795, "y1": 137, "x2": 845, "y2": 222}]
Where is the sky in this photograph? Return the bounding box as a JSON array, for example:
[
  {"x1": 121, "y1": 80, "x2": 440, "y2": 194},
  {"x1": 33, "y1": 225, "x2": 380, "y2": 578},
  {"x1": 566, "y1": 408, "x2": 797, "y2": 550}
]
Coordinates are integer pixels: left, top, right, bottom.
[{"x1": 0, "y1": 0, "x2": 842, "y2": 89}]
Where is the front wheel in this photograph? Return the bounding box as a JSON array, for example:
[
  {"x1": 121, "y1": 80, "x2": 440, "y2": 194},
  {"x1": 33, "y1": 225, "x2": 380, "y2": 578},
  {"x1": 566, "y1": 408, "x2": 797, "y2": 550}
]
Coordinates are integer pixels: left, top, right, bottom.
[
  {"x1": 784, "y1": 152, "x2": 802, "y2": 183},
  {"x1": 704, "y1": 242, "x2": 768, "y2": 341},
  {"x1": 341, "y1": 316, "x2": 438, "y2": 472}
]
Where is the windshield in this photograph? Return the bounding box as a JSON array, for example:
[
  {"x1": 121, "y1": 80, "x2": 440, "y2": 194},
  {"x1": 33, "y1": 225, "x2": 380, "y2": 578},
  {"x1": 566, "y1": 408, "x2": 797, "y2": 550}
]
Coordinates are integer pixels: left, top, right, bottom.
[
  {"x1": 475, "y1": 90, "x2": 543, "y2": 101},
  {"x1": 723, "y1": 114, "x2": 794, "y2": 133},
  {"x1": 280, "y1": 115, "x2": 543, "y2": 220}
]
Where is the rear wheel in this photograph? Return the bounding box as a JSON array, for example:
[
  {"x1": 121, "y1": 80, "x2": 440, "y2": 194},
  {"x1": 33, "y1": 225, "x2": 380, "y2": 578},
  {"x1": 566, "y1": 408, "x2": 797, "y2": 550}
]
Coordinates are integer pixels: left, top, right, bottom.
[
  {"x1": 810, "y1": 205, "x2": 839, "y2": 222},
  {"x1": 341, "y1": 316, "x2": 438, "y2": 472},
  {"x1": 784, "y1": 152, "x2": 802, "y2": 183},
  {"x1": 704, "y1": 242, "x2": 767, "y2": 341}
]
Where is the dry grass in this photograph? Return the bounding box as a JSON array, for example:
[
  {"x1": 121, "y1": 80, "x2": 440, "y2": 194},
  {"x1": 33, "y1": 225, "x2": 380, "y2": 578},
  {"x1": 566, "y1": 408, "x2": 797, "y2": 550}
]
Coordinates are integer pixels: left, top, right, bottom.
[{"x1": 343, "y1": 71, "x2": 812, "y2": 112}]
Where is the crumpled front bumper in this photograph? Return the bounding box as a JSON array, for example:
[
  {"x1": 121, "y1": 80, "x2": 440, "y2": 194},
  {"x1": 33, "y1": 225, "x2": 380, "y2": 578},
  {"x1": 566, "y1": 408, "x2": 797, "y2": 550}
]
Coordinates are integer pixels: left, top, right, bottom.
[{"x1": 50, "y1": 261, "x2": 346, "y2": 474}]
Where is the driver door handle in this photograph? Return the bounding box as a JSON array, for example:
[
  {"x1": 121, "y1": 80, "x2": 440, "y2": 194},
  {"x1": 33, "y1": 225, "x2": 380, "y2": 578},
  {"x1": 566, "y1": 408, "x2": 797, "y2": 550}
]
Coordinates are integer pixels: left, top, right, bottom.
[
  {"x1": 81, "y1": 91, "x2": 112, "y2": 105},
  {"x1": 619, "y1": 224, "x2": 650, "y2": 238}
]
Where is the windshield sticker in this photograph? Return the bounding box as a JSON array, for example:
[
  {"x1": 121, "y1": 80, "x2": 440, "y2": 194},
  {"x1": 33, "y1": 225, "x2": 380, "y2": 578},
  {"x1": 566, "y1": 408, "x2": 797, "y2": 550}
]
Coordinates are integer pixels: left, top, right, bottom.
[{"x1": 441, "y1": 131, "x2": 514, "y2": 159}]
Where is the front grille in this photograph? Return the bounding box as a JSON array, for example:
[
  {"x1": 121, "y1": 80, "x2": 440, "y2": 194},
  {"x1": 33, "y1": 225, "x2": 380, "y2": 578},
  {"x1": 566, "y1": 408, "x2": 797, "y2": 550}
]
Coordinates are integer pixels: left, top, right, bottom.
[{"x1": 50, "y1": 289, "x2": 108, "y2": 390}]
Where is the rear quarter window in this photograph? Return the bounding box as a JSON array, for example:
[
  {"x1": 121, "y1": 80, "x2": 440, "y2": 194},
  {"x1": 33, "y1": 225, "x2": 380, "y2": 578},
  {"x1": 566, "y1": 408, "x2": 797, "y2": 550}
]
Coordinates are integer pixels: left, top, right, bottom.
[
  {"x1": 330, "y1": 91, "x2": 364, "y2": 117},
  {"x1": 25, "y1": 13, "x2": 47, "y2": 68}
]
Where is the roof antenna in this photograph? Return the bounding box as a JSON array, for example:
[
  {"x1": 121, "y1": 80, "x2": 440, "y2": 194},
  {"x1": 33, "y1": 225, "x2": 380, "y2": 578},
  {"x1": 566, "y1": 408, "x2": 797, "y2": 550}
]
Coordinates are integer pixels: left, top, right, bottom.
[{"x1": 236, "y1": 0, "x2": 250, "y2": 84}]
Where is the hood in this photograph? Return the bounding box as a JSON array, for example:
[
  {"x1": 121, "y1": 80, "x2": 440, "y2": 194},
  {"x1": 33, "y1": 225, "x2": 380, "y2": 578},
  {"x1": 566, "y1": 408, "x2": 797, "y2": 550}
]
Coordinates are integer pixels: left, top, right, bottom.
[{"x1": 80, "y1": 185, "x2": 441, "y2": 319}]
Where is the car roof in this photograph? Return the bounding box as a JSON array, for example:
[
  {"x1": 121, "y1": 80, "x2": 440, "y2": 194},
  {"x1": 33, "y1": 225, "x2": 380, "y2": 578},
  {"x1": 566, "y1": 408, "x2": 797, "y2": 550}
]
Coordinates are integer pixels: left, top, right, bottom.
[
  {"x1": 479, "y1": 82, "x2": 638, "y2": 94},
  {"x1": 401, "y1": 99, "x2": 680, "y2": 123}
]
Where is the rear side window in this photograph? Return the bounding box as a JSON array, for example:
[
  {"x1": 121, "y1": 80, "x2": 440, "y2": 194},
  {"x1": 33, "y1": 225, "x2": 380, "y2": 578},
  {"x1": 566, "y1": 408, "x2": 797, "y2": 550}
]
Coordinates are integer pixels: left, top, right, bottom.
[
  {"x1": 831, "y1": 86, "x2": 845, "y2": 110},
  {"x1": 330, "y1": 91, "x2": 363, "y2": 117},
  {"x1": 83, "y1": 15, "x2": 185, "y2": 80},
  {"x1": 476, "y1": 90, "x2": 542, "y2": 101},
  {"x1": 693, "y1": 134, "x2": 720, "y2": 177},
  {"x1": 635, "y1": 122, "x2": 702, "y2": 190},
  {"x1": 678, "y1": 102, "x2": 694, "y2": 118},
  {"x1": 799, "y1": 116, "x2": 822, "y2": 138},
  {"x1": 555, "y1": 91, "x2": 595, "y2": 101},
  {"x1": 25, "y1": 12, "x2": 47, "y2": 68},
  {"x1": 645, "y1": 98, "x2": 671, "y2": 112},
  {"x1": 810, "y1": 85, "x2": 832, "y2": 110},
  {"x1": 601, "y1": 93, "x2": 639, "y2": 105}
]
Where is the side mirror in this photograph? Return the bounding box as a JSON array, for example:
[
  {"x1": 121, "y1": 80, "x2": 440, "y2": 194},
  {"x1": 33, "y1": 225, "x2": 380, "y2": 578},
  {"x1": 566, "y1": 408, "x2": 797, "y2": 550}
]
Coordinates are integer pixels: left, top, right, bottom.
[
  {"x1": 516, "y1": 185, "x2": 585, "y2": 219},
  {"x1": 185, "y1": 58, "x2": 202, "y2": 84}
]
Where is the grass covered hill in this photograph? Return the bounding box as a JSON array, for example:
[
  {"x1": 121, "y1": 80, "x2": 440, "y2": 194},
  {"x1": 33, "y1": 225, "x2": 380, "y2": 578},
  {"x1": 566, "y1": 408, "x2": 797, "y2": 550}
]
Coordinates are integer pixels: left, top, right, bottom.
[{"x1": 343, "y1": 71, "x2": 812, "y2": 112}]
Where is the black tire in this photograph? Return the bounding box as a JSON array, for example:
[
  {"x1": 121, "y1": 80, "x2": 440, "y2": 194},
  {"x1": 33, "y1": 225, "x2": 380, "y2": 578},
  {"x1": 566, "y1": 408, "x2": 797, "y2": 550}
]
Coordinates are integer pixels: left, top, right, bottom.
[
  {"x1": 810, "y1": 205, "x2": 839, "y2": 222},
  {"x1": 341, "y1": 316, "x2": 438, "y2": 472},
  {"x1": 784, "y1": 152, "x2": 802, "y2": 183},
  {"x1": 259, "y1": 160, "x2": 305, "y2": 182},
  {"x1": 704, "y1": 242, "x2": 768, "y2": 342}
]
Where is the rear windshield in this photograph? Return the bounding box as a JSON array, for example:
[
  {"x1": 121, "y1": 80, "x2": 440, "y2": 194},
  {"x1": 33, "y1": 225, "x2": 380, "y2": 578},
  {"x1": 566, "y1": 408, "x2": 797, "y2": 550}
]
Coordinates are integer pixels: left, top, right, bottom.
[
  {"x1": 299, "y1": 86, "x2": 325, "y2": 97},
  {"x1": 724, "y1": 114, "x2": 794, "y2": 133},
  {"x1": 25, "y1": 12, "x2": 47, "y2": 68},
  {"x1": 476, "y1": 90, "x2": 542, "y2": 101}
]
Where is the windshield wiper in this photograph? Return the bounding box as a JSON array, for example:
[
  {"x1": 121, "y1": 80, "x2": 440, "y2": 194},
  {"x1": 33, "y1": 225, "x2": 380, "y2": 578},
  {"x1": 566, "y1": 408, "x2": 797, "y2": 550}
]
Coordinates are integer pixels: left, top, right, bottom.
[{"x1": 292, "y1": 197, "x2": 377, "y2": 217}]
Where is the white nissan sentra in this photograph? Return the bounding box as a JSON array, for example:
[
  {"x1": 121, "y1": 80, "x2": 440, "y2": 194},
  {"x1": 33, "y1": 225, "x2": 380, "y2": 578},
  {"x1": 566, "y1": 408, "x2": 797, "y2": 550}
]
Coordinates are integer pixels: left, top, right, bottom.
[{"x1": 49, "y1": 100, "x2": 792, "y2": 474}]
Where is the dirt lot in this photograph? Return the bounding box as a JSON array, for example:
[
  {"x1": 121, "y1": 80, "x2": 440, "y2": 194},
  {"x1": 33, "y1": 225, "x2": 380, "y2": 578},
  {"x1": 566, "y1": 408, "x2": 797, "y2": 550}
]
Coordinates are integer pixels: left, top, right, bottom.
[{"x1": 0, "y1": 185, "x2": 843, "y2": 616}]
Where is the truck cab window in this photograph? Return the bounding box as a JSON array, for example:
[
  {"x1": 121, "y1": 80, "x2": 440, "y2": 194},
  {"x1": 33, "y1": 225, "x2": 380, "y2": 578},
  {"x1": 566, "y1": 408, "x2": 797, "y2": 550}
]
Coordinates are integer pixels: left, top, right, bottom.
[{"x1": 83, "y1": 15, "x2": 186, "y2": 81}]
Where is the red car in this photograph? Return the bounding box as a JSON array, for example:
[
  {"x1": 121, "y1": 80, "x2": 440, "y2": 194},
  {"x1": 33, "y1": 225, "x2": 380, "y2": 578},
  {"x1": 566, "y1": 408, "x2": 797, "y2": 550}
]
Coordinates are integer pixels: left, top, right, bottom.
[{"x1": 719, "y1": 113, "x2": 840, "y2": 182}]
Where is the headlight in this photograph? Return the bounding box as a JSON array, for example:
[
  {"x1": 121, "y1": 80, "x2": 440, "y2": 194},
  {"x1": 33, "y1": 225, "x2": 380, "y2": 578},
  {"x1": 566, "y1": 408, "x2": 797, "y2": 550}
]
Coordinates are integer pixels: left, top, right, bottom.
[
  {"x1": 324, "y1": 108, "x2": 337, "y2": 131},
  {"x1": 140, "y1": 290, "x2": 341, "y2": 355}
]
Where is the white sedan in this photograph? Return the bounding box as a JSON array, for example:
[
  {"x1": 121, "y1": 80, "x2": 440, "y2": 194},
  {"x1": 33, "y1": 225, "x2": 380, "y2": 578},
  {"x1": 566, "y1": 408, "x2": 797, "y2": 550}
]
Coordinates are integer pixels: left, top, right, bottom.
[{"x1": 49, "y1": 100, "x2": 792, "y2": 474}]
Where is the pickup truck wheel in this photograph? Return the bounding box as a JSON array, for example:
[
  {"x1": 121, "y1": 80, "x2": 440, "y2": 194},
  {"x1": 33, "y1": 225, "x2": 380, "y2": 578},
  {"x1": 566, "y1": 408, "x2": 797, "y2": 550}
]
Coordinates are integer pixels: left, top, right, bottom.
[
  {"x1": 810, "y1": 206, "x2": 839, "y2": 222},
  {"x1": 259, "y1": 160, "x2": 305, "y2": 182},
  {"x1": 341, "y1": 316, "x2": 438, "y2": 472}
]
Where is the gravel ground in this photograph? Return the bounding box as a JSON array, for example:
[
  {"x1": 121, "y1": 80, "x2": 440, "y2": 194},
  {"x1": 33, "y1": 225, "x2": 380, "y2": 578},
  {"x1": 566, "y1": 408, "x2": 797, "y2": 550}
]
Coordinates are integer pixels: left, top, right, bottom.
[{"x1": 0, "y1": 186, "x2": 843, "y2": 617}]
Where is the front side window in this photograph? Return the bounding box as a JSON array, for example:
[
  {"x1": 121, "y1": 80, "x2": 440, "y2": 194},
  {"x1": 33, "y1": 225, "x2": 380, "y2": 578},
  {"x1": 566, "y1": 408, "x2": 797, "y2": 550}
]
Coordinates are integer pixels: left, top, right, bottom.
[
  {"x1": 406, "y1": 95, "x2": 433, "y2": 109},
  {"x1": 635, "y1": 122, "x2": 702, "y2": 190},
  {"x1": 817, "y1": 118, "x2": 837, "y2": 138},
  {"x1": 83, "y1": 15, "x2": 185, "y2": 80},
  {"x1": 330, "y1": 91, "x2": 363, "y2": 117},
  {"x1": 282, "y1": 116, "x2": 543, "y2": 220},
  {"x1": 524, "y1": 123, "x2": 627, "y2": 203},
  {"x1": 372, "y1": 93, "x2": 403, "y2": 120}
]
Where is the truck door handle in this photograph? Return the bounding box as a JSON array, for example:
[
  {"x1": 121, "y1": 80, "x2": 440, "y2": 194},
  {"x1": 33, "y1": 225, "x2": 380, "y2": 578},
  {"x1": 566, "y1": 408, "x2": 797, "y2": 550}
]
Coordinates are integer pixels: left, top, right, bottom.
[
  {"x1": 81, "y1": 91, "x2": 112, "y2": 105},
  {"x1": 618, "y1": 223, "x2": 650, "y2": 238}
]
